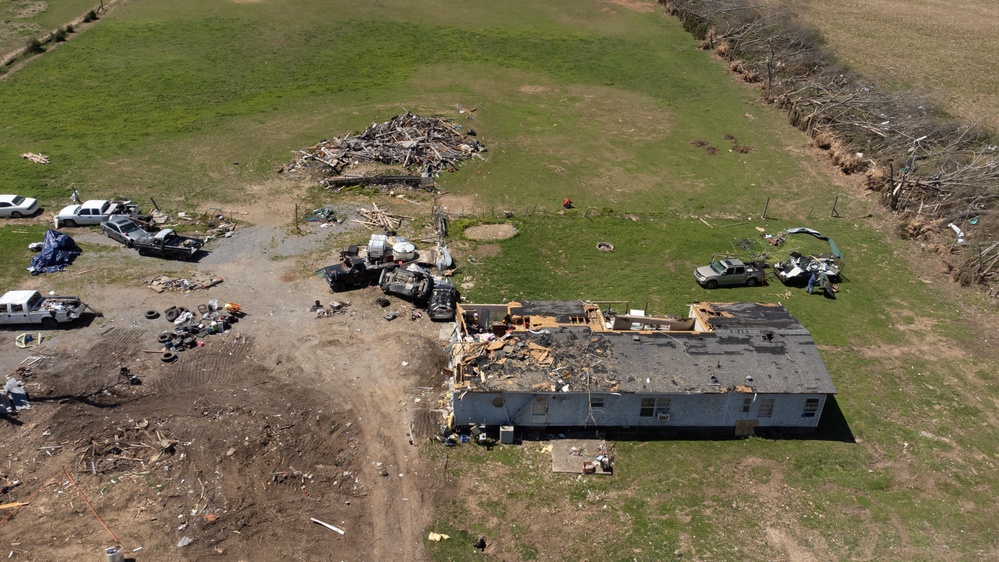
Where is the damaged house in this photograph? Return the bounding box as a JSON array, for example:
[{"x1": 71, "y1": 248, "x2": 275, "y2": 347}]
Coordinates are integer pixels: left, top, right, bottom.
[{"x1": 445, "y1": 301, "x2": 836, "y2": 436}]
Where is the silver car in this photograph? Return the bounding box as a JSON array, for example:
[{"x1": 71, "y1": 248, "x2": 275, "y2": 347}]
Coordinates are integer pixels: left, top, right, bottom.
[
  {"x1": 0, "y1": 195, "x2": 39, "y2": 218},
  {"x1": 101, "y1": 215, "x2": 151, "y2": 247}
]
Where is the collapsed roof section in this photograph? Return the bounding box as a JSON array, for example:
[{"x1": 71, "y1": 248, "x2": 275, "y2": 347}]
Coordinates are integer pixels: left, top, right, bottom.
[{"x1": 449, "y1": 301, "x2": 836, "y2": 396}]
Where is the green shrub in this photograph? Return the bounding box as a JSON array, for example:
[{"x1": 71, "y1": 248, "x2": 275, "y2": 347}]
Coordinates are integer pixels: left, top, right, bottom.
[
  {"x1": 54, "y1": 28, "x2": 68, "y2": 42},
  {"x1": 84, "y1": 10, "x2": 98, "y2": 22},
  {"x1": 65, "y1": 24, "x2": 75, "y2": 33},
  {"x1": 25, "y1": 37, "x2": 44, "y2": 54}
]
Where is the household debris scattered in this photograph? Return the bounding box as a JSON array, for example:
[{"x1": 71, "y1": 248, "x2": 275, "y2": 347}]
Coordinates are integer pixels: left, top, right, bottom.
[
  {"x1": 551, "y1": 440, "x2": 615, "y2": 474},
  {"x1": 153, "y1": 300, "x2": 242, "y2": 360},
  {"x1": 2, "y1": 377, "x2": 30, "y2": 414},
  {"x1": 147, "y1": 273, "x2": 224, "y2": 293},
  {"x1": 287, "y1": 113, "x2": 487, "y2": 185}
]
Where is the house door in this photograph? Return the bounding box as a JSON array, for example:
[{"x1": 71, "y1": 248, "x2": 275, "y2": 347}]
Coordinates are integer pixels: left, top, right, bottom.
[{"x1": 531, "y1": 396, "x2": 548, "y2": 424}]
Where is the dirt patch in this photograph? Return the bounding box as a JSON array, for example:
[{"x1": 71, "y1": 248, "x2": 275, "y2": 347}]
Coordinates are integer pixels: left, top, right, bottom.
[
  {"x1": 519, "y1": 85, "x2": 551, "y2": 94},
  {"x1": 602, "y1": 0, "x2": 658, "y2": 13},
  {"x1": 472, "y1": 243, "x2": 502, "y2": 258},
  {"x1": 0, "y1": 225, "x2": 451, "y2": 560},
  {"x1": 463, "y1": 223, "x2": 517, "y2": 241}
]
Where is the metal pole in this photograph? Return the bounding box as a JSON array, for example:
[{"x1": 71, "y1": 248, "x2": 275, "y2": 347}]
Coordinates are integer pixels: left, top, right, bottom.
[
  {"x1": 830, "y1": 196, "x2": 840, "y2": 217},
  {"x1": 761, "y1": 197, "x2": 770, "y2": 219}
]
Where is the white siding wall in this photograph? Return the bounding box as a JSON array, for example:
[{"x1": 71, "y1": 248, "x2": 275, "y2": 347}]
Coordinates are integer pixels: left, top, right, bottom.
[{"x1": 452, "y1": 391, "x2": 827, "y2": 429}]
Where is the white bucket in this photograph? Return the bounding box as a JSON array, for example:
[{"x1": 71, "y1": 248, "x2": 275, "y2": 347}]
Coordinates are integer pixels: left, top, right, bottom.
[{"x1": 105, "y1": 546, "x2": 125, "y2": 562}]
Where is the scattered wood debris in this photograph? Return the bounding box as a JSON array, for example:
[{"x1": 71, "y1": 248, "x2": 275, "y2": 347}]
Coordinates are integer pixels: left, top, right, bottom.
[
  {"x1": 453, "y1": 330, "x2": 618, "y2": 393},
  {"x1": 147, "y1": 273, "x2": 223, "y2": 293},
  {"x1": 20, "y1": 152, "x2": 49, "y2": 164},
  {"x1": 353, "y1": 203, "x2": 409, "y2": 231},
  {"x1": 81, "y1": 421, "x2": 178, "y2": 474},
  {"x1": 287, "y1": 113, "x2": 486, "y2": 188}
]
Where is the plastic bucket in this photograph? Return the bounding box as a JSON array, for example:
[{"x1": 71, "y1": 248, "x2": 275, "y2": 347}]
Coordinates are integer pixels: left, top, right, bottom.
[{"x1": 105, "y1": 546, "x2": 125, "y2": 562}]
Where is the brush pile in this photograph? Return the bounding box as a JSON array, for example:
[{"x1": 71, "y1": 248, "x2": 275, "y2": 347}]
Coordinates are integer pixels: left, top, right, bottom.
[{"x1": 288, "y1": 113, "x2": 486, "y2": 184}]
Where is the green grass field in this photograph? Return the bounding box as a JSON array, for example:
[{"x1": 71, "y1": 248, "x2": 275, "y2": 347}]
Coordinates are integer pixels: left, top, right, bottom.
[{"x1": 1, "y1": 0, "x2": 997, "y2": 559}]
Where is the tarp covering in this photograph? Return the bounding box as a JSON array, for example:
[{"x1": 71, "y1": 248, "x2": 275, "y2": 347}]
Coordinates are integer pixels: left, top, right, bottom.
[
  {"x1": 785, "y1": 227, "x2": 844, "y2": 259},
  {"x1": 28, "y1": 229, "x2": 82, "y2": 275}
]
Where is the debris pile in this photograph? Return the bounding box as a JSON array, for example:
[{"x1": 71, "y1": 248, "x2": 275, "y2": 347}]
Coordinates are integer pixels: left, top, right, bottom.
[
  {"x1": 153, "y1": 301, "x2": 242, "y2": 361},
  {"x1": 80, "y1": 419, "x2": 178, "y2": 474},
  {"x1": 453, "y1": 327, "x2": 619, "y2": 393},
  {"x1": 353, "y1": 203, "x2": 408, "y2": 231},
  {"x1": 20, "y1": 152, "x2": 49, "y2": 164},
  {"x1": 148, "y1": 273, "x2": 223, "y2": 293},
  {"x1": 287, "y1": 113, "x2": 486, "y2": 184}
]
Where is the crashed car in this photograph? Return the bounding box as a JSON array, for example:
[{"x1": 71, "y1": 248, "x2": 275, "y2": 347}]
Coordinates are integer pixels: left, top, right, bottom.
[
  {"x1": 772, "y1": 252, "x2": 842, "y2": 285},
  {"x1": 379, "y1": 267, "x2": 433, "y2": 302},
  {"x1": 102, "y1": 215, "x2": 151, "y2": 247},
  {"x1": 427, "y1": 281, "x2": 458, "y2": 321}
]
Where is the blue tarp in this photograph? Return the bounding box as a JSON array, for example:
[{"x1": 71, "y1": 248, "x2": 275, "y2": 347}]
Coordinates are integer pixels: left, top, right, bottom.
[{"x1": 28, "y1": 229, "x2": 82, "y2": 275}]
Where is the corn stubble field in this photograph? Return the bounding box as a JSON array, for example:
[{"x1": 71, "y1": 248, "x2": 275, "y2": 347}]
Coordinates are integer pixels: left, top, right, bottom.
[{"x1": 1, "y1": 0, "x2": 998, "y2": 560}]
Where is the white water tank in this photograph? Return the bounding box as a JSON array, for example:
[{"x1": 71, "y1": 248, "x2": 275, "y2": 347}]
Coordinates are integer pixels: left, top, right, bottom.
[
  {"x1": 393, "y1": 242, "x2": 416, "y2": 261},
  {"x1": 368, "y1": 234, "x2": 388, "y2": 259}
]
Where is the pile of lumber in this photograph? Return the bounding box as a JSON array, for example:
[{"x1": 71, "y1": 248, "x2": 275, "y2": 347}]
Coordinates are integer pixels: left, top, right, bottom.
[
  {"x1": 289, "y1": 113, "x2": 486, "y2": 181},
  {"x1": 353, "y1": 203, "x2": 408, "y2": 231}
]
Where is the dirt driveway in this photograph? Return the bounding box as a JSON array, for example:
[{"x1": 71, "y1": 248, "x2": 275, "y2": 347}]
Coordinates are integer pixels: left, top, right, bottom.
[{"x1": 0, "y1": 218, "x2": 450, "y2": 561}]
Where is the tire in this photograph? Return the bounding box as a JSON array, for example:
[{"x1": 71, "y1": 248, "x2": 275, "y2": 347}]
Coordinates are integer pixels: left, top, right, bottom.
[
  {"x1": 138, "y1": 248, "x2": 149, "y2": 256},
  {"x1": 165, "y1": 308, "x2": 179, "y2": 322},
  {"x1": 156, "y1": 332, "x2": 171, "y2": 343},
  {"x1": 161, "y1": 351, "x2": 178, "y2": 363},
  {"x1": 145, "y1": 310, "x2": 160, "y2": 320},
  {"x1": 705, "y1": 280, "x2": 718, "y2": 290},
  {"x1": 41, "y1": 317, "x2": 58, "y2": 329},
  {"x1": 746, "y1": 278, "x2": 759, "y2": 287},
  {"x1": 63, "y1": 219, "x2": 76, "y2": 227},
  {"x1": 10, "y1": 211, "x2": 22, "y2": 219}
]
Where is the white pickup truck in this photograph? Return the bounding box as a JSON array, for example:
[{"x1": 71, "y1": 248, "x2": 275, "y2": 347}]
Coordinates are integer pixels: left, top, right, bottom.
[
  {"x1": 54, "y1": 199, "x2": 139, "y2": 228},
  {"x1": 0, "y1": 290, "x2": 84, "y2": 329}
]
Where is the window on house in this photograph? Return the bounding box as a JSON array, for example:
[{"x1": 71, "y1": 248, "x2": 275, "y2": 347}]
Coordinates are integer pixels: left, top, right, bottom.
[
  {"x1": 532, "y1": 397, "x2": 547, "y2": 416},
  {"x1": 758, "y1": 398, "x2": 775, "y2": 418},
  {"x1": 590, "y1": 396, "x2": 605, "y2": 409},
  {"x1": 654, "y1": 398, "x2": 671, "y2": 421},
  {"x1": 802, "y1": 398, "x2": 820, "y2": 417},
  {"x1": 639, "y1": 398, "x2": 655, "y2": 417},
  {"x1": 742, "y1": 397, "x2": 753, "y2": 413},
  {"x1": 640, "y1": 398, "x2": 673, "y2": 419}
]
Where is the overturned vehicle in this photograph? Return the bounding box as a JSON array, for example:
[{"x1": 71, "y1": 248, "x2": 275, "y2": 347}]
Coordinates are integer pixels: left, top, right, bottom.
[
  {"x1": 379, "y1": 266, "x2": 433, "y2": 302},
  {"x1": 769, "y1": 228, "x2": 844, "y2": 285},
  {"x1": 772, "y1": 252, "x2": 842, "y2": 285}
]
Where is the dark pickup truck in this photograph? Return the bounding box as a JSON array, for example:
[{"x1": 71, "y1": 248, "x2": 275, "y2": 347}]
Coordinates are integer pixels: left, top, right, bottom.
[
  {"x1": 323, "y1": 257, "x2": 399, "y2": 292},
  {"x1": 134, "y1": 229, "x2": 204, "y2": 260}
]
